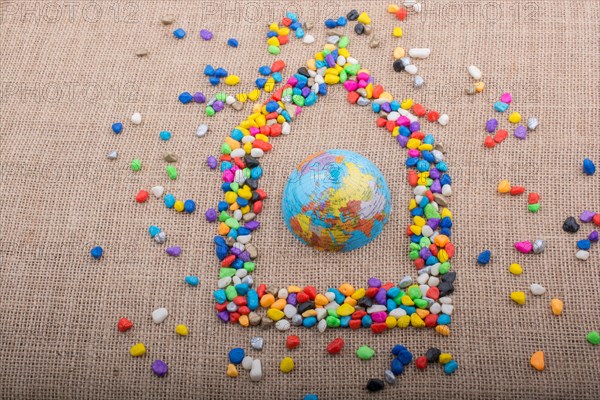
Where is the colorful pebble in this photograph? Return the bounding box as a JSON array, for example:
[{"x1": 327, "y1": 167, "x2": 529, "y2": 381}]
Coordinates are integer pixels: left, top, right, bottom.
[
  {"x1": 152, "y1": 360, "x2": 169, "y2": 377},
  {"x1": 90, "y1": 246, "x2": 103, "y2": 259},
  {"x1": 530, "y1": 351, "x2": 545, "y2": 371}
]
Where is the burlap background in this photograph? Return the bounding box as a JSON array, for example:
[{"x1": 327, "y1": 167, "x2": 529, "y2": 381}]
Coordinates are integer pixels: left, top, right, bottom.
[{"x1": 1, "y1": 0, "x2": 599, "y2": 398}]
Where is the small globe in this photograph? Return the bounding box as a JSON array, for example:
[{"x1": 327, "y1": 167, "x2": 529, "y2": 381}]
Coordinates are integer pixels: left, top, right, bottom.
[{"x1": 282, "y1": 149, "x2": 391, "y2": 252}]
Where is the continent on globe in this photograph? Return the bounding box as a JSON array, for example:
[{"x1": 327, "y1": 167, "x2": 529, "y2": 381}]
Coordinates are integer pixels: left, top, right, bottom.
[{"x1": 282, "y1": 149, "x2": 391, "y2": 252}]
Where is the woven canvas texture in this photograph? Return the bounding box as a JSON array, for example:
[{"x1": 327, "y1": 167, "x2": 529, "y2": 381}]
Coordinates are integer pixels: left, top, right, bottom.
[{"x1": 1, "y1": 0, "x2": 599, "y2": 398}]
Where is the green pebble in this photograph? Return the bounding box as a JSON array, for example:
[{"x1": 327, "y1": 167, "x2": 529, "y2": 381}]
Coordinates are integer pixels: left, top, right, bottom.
[
  {"x1": 409, "y1": 250, "x2": 420, "y2": 260},
  {"x1": 414, "y1": 299, "x2": 428, "y2": 309},
  {"x1": 131, "y1": 159, "x2": 141, "y2": 171},
  {"x1": 282, "y1": 88, "x2": 293, "y2": 98},
  {"x1": 216, "y1": 92, "x2": 227, "y2": 101},
  {"x1": 166, "y1": 165, "x2": 178, "y2": 180},
  {"x1": 218, "y1": 210, "x2": 229, "y2": 222},
  {"x1": 392, "y1": 292, "x2": 404, "y2": 305},
  {"x1": 338, "y1": 35, "x2": 349, "y2": 48},
  {"x1": 339, "y1": 69, "x2": 347, "y2": 83},
  {"x1": 344, "y1": 64, "x2": 360, "y2": 76},
  {"x1": 419, "y1": 237, "x2": 431, "y2": 248},
  {"x1": 225, "y1": 217, "x2": 240, "y2": 229},
  {"x1": 439, "y1": 262, "x2": 452, "y2": 275},
  {"x1": 408, "y1": 286, "x2": 422, "y2": 300},
  {"x1": 425, "y1": 178, "x2": 434, "y2": 187},
  {"x1": 219, "y1": 268, "x2": 236, "y2": 278},
  {"x1": 586, "y1": 331, "x2": 600, "y2": 345},
  {"x1": 321, "y1": 49, "x2": 331, "y2": 56},
  {"x1": 528, "y1": 203, "x2": 541, "y2": 213},
  {"x1": 356, "y1": 345, "x2": 375, "y2": 360},
  {"x1": 409, "y1": 243, "x2": 421, "y2": 251},
  {"x1": 225, "y1": 285, "x2": 238, "y2": 301},
  {"x1": 292, "y1": 94, "x2": 305, "y2": 106},
  {"x1": 221, "y1": 143, "x2": 232, "y2": 154},
  {"x1": 267, "y1": 45, "x2": 280, "y2": 55},
  {"x1": 424, "y1": 203, "x2": 440, "y2": 219},
  {"x1": 229, "y1": 182, "x2": 239, "y2": 192},
  {"x1": 327, "y1": 308, "x2": 339, "y2": 318},
  {"x1": 243, "y1": 167, "x2": 251, "y2": 179},
  {"x1": 205, "y1": 106, "x2": 215, "y2": 116},
  {"x1": 326, "y1": 316, "x2": 341, "y2": 328},
  {"x1": 243, "y1": 262, "x2": 255, "y2": 272}
]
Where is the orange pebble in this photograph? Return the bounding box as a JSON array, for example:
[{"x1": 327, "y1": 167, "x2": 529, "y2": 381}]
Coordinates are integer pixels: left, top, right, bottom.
[
  {"x1": 530, "y1": 351, "x2": 545, "y2": 371},
  {"x1": 270, "y1": 298, "x2": 286, "y2": 310},
  {"x1": 259, "y1": 293, "x2": 275, "y2": 308},
  {"x1": 339, "y1": 283, "x2": 355, "y2": 296}
]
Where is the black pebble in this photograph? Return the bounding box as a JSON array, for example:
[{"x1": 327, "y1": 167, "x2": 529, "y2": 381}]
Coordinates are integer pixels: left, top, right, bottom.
[
  {"x1": 245, "y1": 178, "x2": 258, "y2": 190},
  {"x1": 250, "y1": 191, "x2": 261, "y2": 202},
  {"x1": 441, "y1": 271, "x2": 456, "y2": 283},
  {"x1": 354, "y1": 23, "x2": 364, "y2": 35},
  {"x1": 297, "y1": 301, "x2": 315, "y2": 314},
  {"x1": 562, "y1": 216, "x2": 580, "y2": 233},
  {"x1": 357, "y1": 296, "x2": 373, "y2": 308},
  {"x1": 366, "y1": 379, "x2": 385, "y2": 392},
  {"x1": 393, "y1": 59, "x2": 405, "y2": 72},
  {"x1": 297, "y1": 67, "x2": 310, "y2": 78},
  {"x1": 426, "y1": 347, "x2": 441, "y2": 363},
  {"x1": 438, "y1": 281, "x2": 454, "y2": 297},
  {"x1": 347, "y1": 9, "x2": 359, "y2": 21},
  {"x1": 243, "y1": 155, "x2": 259, "y2": 169}
]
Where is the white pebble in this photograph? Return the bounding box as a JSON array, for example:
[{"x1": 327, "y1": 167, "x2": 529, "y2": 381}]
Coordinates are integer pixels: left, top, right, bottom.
[
  {"x1": 428, "y1": 276, "x2": 440, "y2": 287},
  {"x1": 336, "y1": 56, "x2": 346, "y2": 66},
  {"x1": 413, "y1": 75, "x2": 424, "y2": 89},
  {"x1": 324, "y1": 292, "x2": 336, "y2": 302},
  {"x1": 576, "y1": 250, "x2": 590, "y2": 260},
  {"x1": 282, "y1": 122, "x2": 291, "y2": 135},
  {"x1": 367, "y1": 304, "x2": 387, "y2": 314},
  {"x1": 249, "y1": 359, "x2": 262, "y2": 381},
  {"x1": 242, "y1": 356, "x2": 254, "y2": 370},
  {"x1": 389, "y1": 308, "x2": 406, "y2": 318},
  {"x1": 315, "y1": 308, "x2": 327, "y2": 320},
  {"x1": 430, "y1": 303, "x2": 441, "y2": 314},
  {"x1": 277, "y1": 288, "x2": 288, "y2": 299},
  {"x1": 404, "y1": 0, "x2": 417, "y2": 6},
  {"x1": 250, "y1": 336, "x2": 263, "y2": 350},
  {"x1": 151, "y1": 186, "x2": 164, "y2": 198},
  {"x1": 225, "y1": 95, "x2": 236, "y2": 105},
  {"x1": 233, "y1": 209, "x2": 243, "y2": 221},
  {"x1": 408, "y1": 48, "x2": 431, "y2": 59},
  {"x1": 235, "y1": 268, "x2": 247, "y2": 278},
  {"x1": 275, "y1": 319, "x2": 290, "y2": 331},
  {"x1": 283, "y1": 304, "x2": 297, "y2": 318},
  {"x1": 317, "y1": 319, "x2": 327, "y2": 332},
  {"x1": 467, "y1": 65, "x2": 482, "y2": 80},
  {"x1": 417, "y1": 273, "x2": 429, "y2": 285},
  {"x1": 196, "y1": 124, "x2": 208, "y2": 137},
  {"x1": 413, "y1": 2, "x2": 422, "y2": 13},
  {"x1": 405, "y1": 64, "x2": 418, "y2": 75},
  {"x1": 131, "y1": 112, "x2": 142, "y2": 125},
  {"x1": 250, "y1": 148, "x2": 264, "y2": 158},
  {"x1": 439, "y1": 296, "x2": 452, "y2": 304},
  {"x1": 151, "y1": 307, "x2": 169, "y2": 324},
  {"x1": 441, "y1": 304, "x2": 454, "y2": 315},
  {"x1": 421, "y1": 225, "x2": 434, "y2": 237},
  {"x1": 429, "y1": 263, "x2": 440, "y2": 276},
  {"x1": 438, "y1": 113, "x2": 449, "y2": 126},
  {"x1": 442, "y1": 184, "x2": 452, "y2": 196},
  {"x1": 302, "y1": 34, "x2": 315, "y2": 44},
  {"x1": 107, "y1": 150, "x2": 118, "y2": 160},
  {"x1": 154, "y1": 231, "x2": 166, "y2": 244},
  {"x1": 530, "y1": 284, "x2": 546, "y2": 296},
  {"x1": 230, "y1": 148, "x2": 245, "y2": 158},
  {"x1": 347, "y1": 57, "x2": 359, "y2": 65}
]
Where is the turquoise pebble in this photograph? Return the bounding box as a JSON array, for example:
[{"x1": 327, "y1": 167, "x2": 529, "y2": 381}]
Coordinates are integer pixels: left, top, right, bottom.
[
  {"x1": 160, "y1": 130, "x2": 172, "y2": 141},
  {"x1": 438, "y1": 314, "x2": 452, "y2": 325},
  {"x1": 90, "y1": 246, "x2": 103, "y2": 259},
  {"x1": 444, "y1": 360, "x2": 458, "y2": 374},
  {"x1": 184, "y1": 275, "x2": 199, "y2": 286},
  {"x1": 304, "y1": 395, "x2": 318, "y2": 400},
  {"x1": 173, "y1": 28, "x2": 186, "y2": 39},
  {"x1": 493, "y1": 101, "x2": 509, "y2": 112},
  {"x1": 148, "y1": 225, "x2": 161, "y2": 238},
  {"x1": 214, "y1": 289, "x2": 226, "y2": 303},
  {"x1": 164, "y1": 194, "x2": 176, "y2": 208}
]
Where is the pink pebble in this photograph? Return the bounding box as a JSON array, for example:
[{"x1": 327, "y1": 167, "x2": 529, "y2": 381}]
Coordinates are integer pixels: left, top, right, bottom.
[
  {"x1": 343, "y1": 80, "x2": 358, "y2": 91},
  {"x1": 357, "y1": 80, "x2": 368, "y2": 88},
  {"x1": 500, "y1": 92, "x2": 512, "y2": 104},
  {"x1": 222, "y1": 170, "x2": 234, "y2": 182},
  {"x1": 408, "y1": 149, "x2": 420, "y2": 157},
  {"x1": 357, "y1": 72, "x2": 370, "y2": 81},
  {"x1": 514, "y1": 241, "x2": 533, "y2": 253},
  {"x1": 249, "y1": 127, "x2": 260, "y2": 135},
  {"x1": 396, "y1": 116, "x2": 410, "y2": 126},
  {"x1": 287, "y1": 76, "x2": 298, "y2": 86}
]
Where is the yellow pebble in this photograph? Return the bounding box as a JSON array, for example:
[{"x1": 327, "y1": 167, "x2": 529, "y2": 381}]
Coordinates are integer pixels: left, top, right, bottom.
[
  {"x1": 269, "y1": 22, "x2": 279, "y2": 31},
  {"x1": 393, "y1": 47, "x2": 405, "y2": 60},
  {"x1": 267, "y1": 37, "x2": 280, "y2": 47},
  {"x1": 324, "y1": 74, "x2": 340, "y2": 84},
  {"x1": 129, "y1": 343, "x2": 146, "y2": 357},
  {"x1": 393, "y1": 27, "x2": 403, "y2": 37},
  {"x1": 280, "y1": 357, "x2": 294, "y2": 373},
  {"x1": 437, "y1": 249, "x2": 449, "y2": 263},
  {"x1": 401, "y1": 98, "x2": 413, "y2": 110},
  {"x1": 530, "y1": 351, "x2": 545, "y2": 371},
  {"x1": 397, "y1": 315, "x2": 411, "y2": 328},
  {"x1": 509, "y1": 263, "x2": 523, "y2": 275},
  {"x1": 247, "y1": 89, "x2": 261, "y2": 102},
  {"x1": 410, "y1": 313, "x2": 425, "y2": 328},
  {"x1": 401, "y1": 295, "x2": 414, "y2": 306},
  {"x1": 357, "y1": 12, "x2": 371, "y2": 25},
  {"x1": 510, "y1": 291, "x2": 526, "y2": 305},
  {"x1": 224, "y1": 75, "x2": 240, "y2": 86},
  {"x1": 436, "y1": 325, "x2": 450, "y2": 336},
  {"x1": 224, "y1": 192, "x2": 238, "y2": 204},
  {"x1": 385, "y1": 316, "x2": 397, "y2": 329},
  {"x1": 235, "y1": 93, "x2": 247, "y2": 103},
  {"x1": 439, "y1": 353, "x2": 453, "y2": 364},
  {"x1": 175, "y1": 324, "x2": 189, "y2": 336},
  {"x1": 337, "y1": 303, "x2": 355, "y2": 316},
  {"x1": 413, "y1": 216, "x2": 426, "y2": 226},
  {"x1": 277, "y1": 27, "x2": 290, "y2": 36},
  {"x1": 551, "y1": 299, "x2": 564, "y2": 316},
  {"x1": 302, "y1": 309, "x2": 317, "y2": 318},
  {"x1": 267, "y1": 308, "x2": 285, "y2": 321},
  {"x1": 406, "y1": 138, "x2": 421, "y2": 149},
  {"x1": 474, "y1": 81, "x2": 485, "y2": 92},
  {"x1": 441, "y1": 208, "x2": 453, "y2": 220},
  {"x1": 173, "y1": 200, "x2": 184, "y2": 212},
  {"x1": 497, "y1": 179, "x2": 511, "y2": 193},
  {"x1": 387, "y1": 4, "x2": 400, "y2": 13},
  {"x1": 227, "y1": 363, "x2": 238, "y2": 378},
  {"x1": 351, "y1": 288, "x2": 366, "y2": 300},
  {"x1": 264, "y1": 77, "x2": 275, "y2": 93},
  {"x1": 509, "y1": 112, "x2": 522, "y2": 124},
  {"x1": 287, "y1": 285, "x2": 302, "y2": 293}
]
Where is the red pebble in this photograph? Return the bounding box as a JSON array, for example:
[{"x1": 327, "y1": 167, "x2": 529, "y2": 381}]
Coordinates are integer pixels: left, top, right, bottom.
[
  {"x1": 296, "y1": 292, "x2": 309, "y2": 303},
  {"x1": 484, "y1": 135, "x2": 496, "y2": 148},
  {"x1": 412, "y1": 103, "x2": 426, "y2": 116},
  {"x1": 376, "y1": 117, "x2": 387, "y2": 128},
  {"x1": 253, "y1": 200, "x2": 263, "y2": 214},
  {"x1": 593, "y1": 214, "x2": 600, "y2": 226},
  {"x1": 304, "y1": 286, "x2": 317, "y2": 300},
  {"x1": 252, "y1": 140, "x2": 272, "y2": 152},
  {"x1": 408, "y1": 170, "x2": 418, "y2": 186},
  {"x1": 255, "y1": 189, "x2": 268, "y2": 200},
  {"x1": 215, "y1": 302, "x2": 228, "y2": 312},
  {"x1": 494, "y1": 129, "x2": 508, "y2": 143},
  {"x1": 271, "y1": 60, "x2": 285, "y2": 72},
  {"x1": 221, "y1": 254, "x2": 235, "y2": 267},
  {"x1": 372, "y1": 85, "x2": 384, "y2": 98},
  {"x1": 347, "y1": 91, "x2": 360, "y2": 104},
  {"x1": 233, "y1": 157, "x2": 245, "y2": 169},
  {"x1": 277, "y1": 35, "x2": 289, "y2": 45},
  {"x1": 426, "y1": 287, "x2": 440, "y2": 301},
  {"x1": 424, "y1": 313, "x2": 438, "y2": 327},
  {"x1": 135, "y1": 190, "x2": 149, "y2": 203},
  {"x1": 414, "y1": 257, "x2": 425, "y2": 270},
  {"x1": 528, "y1": 192, "x2": 540, "y2": 204},
  {"x1": 229, "y1": 312, "x2": 240, "y2": 323},
  {"x1": 238, "y1": 306, "x2": 250, "y2": 315},
  {"x1": 381, "y1": 282, "x2": 394, "y2": 291},
  {"x1": 257, "y1": 284, "x2": 266, "y2": 298},
  {"x1": 396, "y1": 7, "x2": 408, "y2": 20},
  {"x1": 386, "y1": 120, "x2": 396, "y2": 132},
  {"x1": 371, "y1": 322, "x2": 387, "y2": 334},
  {"x1": 510, "y1": 186, "x2": 526, "y2": 195},
  {"x1": 286, "y1": 335, "x2": 300, "y2": 349},
  {"x1": 416, "y1": 356, "x2": 428, "y2": 370},
  {"x1": 351, "y1": 310, "x2": 367, "y2": 320},
  {"x1": 117, "y1": 318, "x2": 133, "y2": 332},
  {"x1": 270, "y1": 124, "x2": 282, "y2": 137},
  {"x1": 445, "y1": 243, "x2": 455, "y2": 258},
  {"x1": 281, "y1": 17, "x2": 292, "y2": 27},
  {"x1": 365, "y1": 287, "x2": 379, "y2": 298},
  {"x1": 427, "y1": 110, "x2": 440, "y2": 122},
  {"x1": 349, "y1": 319, "x2": 362, "y2": 329},
  {"x1": 326, "y1": 338, "x2": 345, "y2": 354},
  {"x1": 233, "y1": 296, "x2": 247, "y2": 306},
  {"x1": 219, "y1": 154, "x2": 232, "y2": 162}
]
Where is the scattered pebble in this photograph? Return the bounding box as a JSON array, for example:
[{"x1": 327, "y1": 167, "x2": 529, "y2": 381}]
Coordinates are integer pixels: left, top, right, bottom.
[
  {"x1": 227, "y1": 38, "x2": 239, "y2": 48},
  {"x1": 576, "y1": 250, "x2": 590, "y2": 260},
  {"x1": 285, "y1": 335, "x2": 300, "y2": 349},
  {"x1": 175, "y1": 324, "x2": 189, "y2": 336},
  {"x1": 200, "y1": 29, "x2": 213, "y2": 40},
  {"x1": 408, "y1": 48, "x2": 430, "y2": 59},
  {"x1": 173, "y1": 28, "x2": 186, "y2": 39},
  {"x1": 550, "y1": 299, "x2": 563, "y2": 315},
  {"x1": 530, "y1": 351, "x2": 545, "y2": 371},
  {"x1": 229, "y1": 348, "x2": 245, "y2": 364},
  {"x1": 527, "y1": 117, "x2": 539, "y2": 131},
  {"x1": 250, "y1": 337, "x2": 264, "y2": 350},
  {"x1": 135, "y1": 190, "x2": 149, "y2": 203},
  {"x1": 356, "y1": 345, "x2": 375, "y2": 360},
  {"x1": 129, "y1": 343, "x2": 146, "y2": 357},
  {"x1": 563, "y1": 216, "x2": 580, "y2": 233},
  {"x1": 477, "y1": 250, "x2": 491, "y2": 265},
  {"x1": 135, "y1": 48, "x2": 148, "y2": 57},
  {"x1": 509, "y1": 263, "x2": 523, "y2": 275},
  {"x1": 117, "y1": 317, "x2": 133, "y2": 332},
  {"x1": 279, "y1": 357, "x2": 294, "y2": 373},
  {"x1": 583, "y1": 158, "x2": 596, "y2": 175},
  {"x1": 164, "y1": 153, "x2": 178, "y2": 162},
  {"x1": 151, "y1": 186, "x2": 164, "y2": 198},
  {"x1": 131, "y1": 112, "x2": 142, "y2": 125},
  {"x1": 530, "y1": 284, "x2": 546, "y2": 296},
  {"x1": 90, "y1": 246, "x2": 103, "y2": 259},
  {"x1": 152, "y1": 308, "x2": 169, "y2": 324},
  {"x1": 249, "y1": 359, "x2": 262, "y2": 381},
  {"x1": 326, "y1": 338, "x2": 344, "y2": 354},
  {"x1": 467, "y1": 65, "x2": 482, "y2": 80},
  {"x1": 242, "y1": 356, "x2": 253, "y2": 370},
  {"x1": 160, "y1": 15, "x2": 175, "y2": 25},
  {"x1": 184, "y1": 276, "x2": 199, "y2": 286},
  {"x1": 226, "y1": 363, "x2": 238, "y2": 378},
  {"x1": 107, "y1": 150, "x2": 118, "y2": 160},
  {"x1": 159, "y1": 130, "x2": 171, "y2": 141},
  {"x1": 366, "y1": 379, "x2": 385, "y2": 392},
  {"x1": 532, "y1": 239, "x2": 546, "y2": 254},
  {"x1": 166, "y1": 246, "x2": 181, "y2": 257},
  {"x1": 510, "y1": 291, "x2": 526, "y2": 305},
  {"x1": 152, "y1": 360, "x2": 168, "y2": 377},
  {"x1": 586, "y1": 331, "x2": 600, "y2": 345}
]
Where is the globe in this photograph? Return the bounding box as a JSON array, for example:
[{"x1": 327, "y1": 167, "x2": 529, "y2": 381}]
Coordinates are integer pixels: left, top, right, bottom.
[{"x1": 282, "y1": 149, "x2": 391, "y2": 252}]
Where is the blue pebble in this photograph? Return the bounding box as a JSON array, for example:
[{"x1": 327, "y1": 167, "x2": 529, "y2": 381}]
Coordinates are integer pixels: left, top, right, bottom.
[
  {"x1": 265, "y1": 101, "x2": 279, "y2": 112},
  {"x1": 577, "y1": 239, "x2": 591, "y2": 250},
  {"x1": 303, "y1": 316, "x2": 317, "y2": 328},
  {"x1": 258, "y1": 65, "x2": 272, "y2": 76},
  {"x1": 90, "y1": 246, "x2": 103, "y2": 259},
  {"x1": 295, "y1": 27, "x2": 305, "y2": 38},
  {"x1": 324, "y1": 19, "x2": 337, "y2": 28},
  {"x1": 178, "y1": 92, "x2": 193, "y2": 104},
  {"x1": 184, "y1": 275, "x2": 199, "y2": 286},
  {"x1": 227, "y1": 38, "x2": 238, "y2": 47},
  {"x1": 493, "y1": 101, "x2": 509, "y2": 112},
  {"x1": 228, "y1": 348, "x2": 245, "y2": 364},
  {"x1": 160, "y1": 130, "x2": 172, "y2": 141},
  {"x1": 397, "y1": 349, "x2": 413, "y2": 365},
  {"x1": 304, "y1": 395, "x2": 318, "y2": 400},
  {"x1": 217, "y1": 201, "x2": 228, "y2": 212},
  {"x1": 184, "y1": 199, "x2": 196, "y2": 213},
  {"x1": 215, "y1": 68, "x2": 228, "y2": 78},
  {"x1": 148, "y1": 225, "x2": 161, "y2": 238},
  {"x1": 204, "y1": 64, "x2": 215, "y2": 76},
  {"x1": 391, "y1": 344, "x2": 408, "y2": 356},
  {"x1": 391, "y1": 358, "x2": 404, "y2": 375},
  {"x1": 173, "y1": 28, "x2": 186, "y2": 39},
  {"x1": 271, "y1": 72, "x2": 283, "y2": 82},
  {"x1": 336, "y1": 16, "x2": 347, "y2": 26},
  {"x1": 438, "y1": 314, "x2": 452, "y2": 325},
  {"x1": 477, "y1": 250, "x2": 491, "y2": 265},
  {"x1": 235, "y1": 283, "x2": 249, "y2": 295},
  {"x1": 361, "y1": 315, "x2": 372, "y2": 328},
  {"x1": 266, "y1": 31, "x2": 278, "y2": 38},
  {"x1": 416, "y1": 160, "x2": 430, "y2": 172},
  {"x1": 583, "y1": 158, "x2": 596, "y2": 175},
  {"x1": 209, "y1": 76, "x2": 220, "y2": 86},
  {"x1": 214, "y1": 289, "x2": 226, "y2": 304},
  {"x1": 255, "y1": 78, "x2": 267, "y2": 89},
  {"x1": 444, "y1": 359, "x2": 458, "y2": 374},
  {"x1": 247, "y1": 290, "x2": 259, "y2": 310},
  {"x1": 111, "y1": 122, "x2": 123, "y2": 134},
  {"x1": 164, "y1": 194, "x2": 176, "y2": 208}
]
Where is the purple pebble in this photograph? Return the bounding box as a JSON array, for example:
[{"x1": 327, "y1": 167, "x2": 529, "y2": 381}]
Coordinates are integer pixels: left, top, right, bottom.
[
  {"x1": 408, "y1": 121, "x2": 420, "y2": 132},
  {"x1": 166, "y1": 246, "x2": 181, "y2": 257},
  {"x1": 194, "y1": 92, "x2": 206, "y2": 103},
  {"x1": 245, "y1": 221, "x2": 260, "y2": 231},
  {"x1": 430, "y1": 180, "x2": 442, "y2": 193},
  {"x1": 381, "y1": 102, "x2": 391, "y2": 113},
  {"x1": 397, "y1": 135, "x2": 409, "y2": 148},
  {"x1": 287, "y1": 293, "x2": 298, "y2": 306},
  {"x1": 207, "y1": 156, "x2": 218, "y2": 169},
  {"x1": 238, "y1": 251, "x2": 250, "y2": 262},
  {"x1": 152, "y1": 360, "x2": 169, "y2": 377},
  {"x1": 301, "y1": 87, "x2": 311, "y2": 97},
  {"x1": 213, "y1": 100, "x2": 225, "y2": 112},
  {"x1": 230, "y1": 247, "x2": 242, "y2": 256},
  {"x1": 205, "y1": 208, "x2": 217, "y2": 222},
  {"x1": 486, "y1": 118, "x2": 498, "y2": 133},
  {"x1": 514, "y1": 125, "x2": 527, "y2": 140},
  {"x1": 589, "y1": 231, "x2": 599, "y2": 242},
  {"x1": 427, "y1": 218, "x2": 440, "y2": 230},
  {"x1": 580, "y1": 210, "x2": 596, "y2": 223},
  {"x1": 374, "y1": 287, "x2": 387, "y2": 305},
  {"x1": 367, "y1": 277, "x2": 381, "y2": 288},
  {"x1": 200, "y1": 29, "x2": 213, "y2": 40},
  {"x1": 429, "y1": 168, "x2": 440, "y2": 179},
  {"x1": 217, "y1": 311, "x2": 229, "y2": 322}
]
